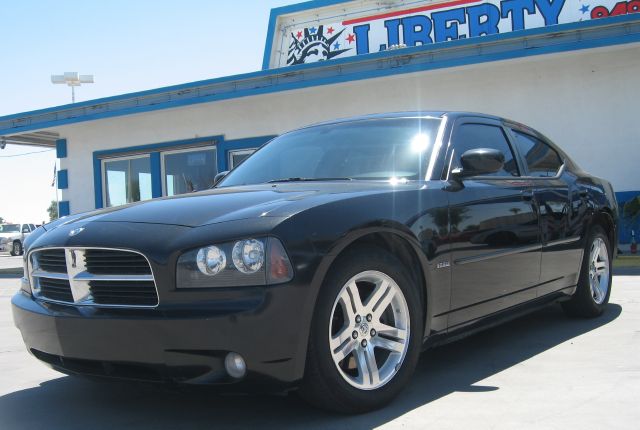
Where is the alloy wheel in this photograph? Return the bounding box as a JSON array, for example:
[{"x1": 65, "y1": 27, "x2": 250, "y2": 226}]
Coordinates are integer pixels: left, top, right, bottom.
[
  {"x1": 588, "y1": 237, "x2": 609, "y2": 305},
  {"x1": 328, "y1": 270, "x2": 410, "y2": 390}
]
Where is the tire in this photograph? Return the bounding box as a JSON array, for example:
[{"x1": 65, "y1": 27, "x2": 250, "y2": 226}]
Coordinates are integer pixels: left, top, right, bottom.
[
  {"x1": 10, "y1": 241, "x2": 22, "y2": 256},
  {"x1": 562, "y1": 225, "x2": 612, "y2": 318},
  {"x1": 299, "y1": 247, "x2": 423, "y2": 413}
]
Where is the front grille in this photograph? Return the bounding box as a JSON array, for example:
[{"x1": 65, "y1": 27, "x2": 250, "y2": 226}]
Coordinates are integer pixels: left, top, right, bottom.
[
  {"x1": 37, "y1": 249, "x2": 67, "y2": 273},
  {"x1": 39, "y1": 278, "x2": 73, "y2": 302},
  {"x1": 29, "y1": 248, "x2": 158, "y2": 308},
  {"x1": 84, "y1": 249, "x2": 151, "y2": 275},
  {"x1": 89, "y1": 280, "x2": 158, "y2": 306}
]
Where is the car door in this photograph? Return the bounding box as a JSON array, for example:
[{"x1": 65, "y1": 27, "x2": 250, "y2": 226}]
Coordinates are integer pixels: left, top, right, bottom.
[
  {"x1": 20, "y1": 224, "x2": 31, "y2": 240},
  {"x1": 445, "y1": 117, "x2": 542, "y2": 327},
  {"x1": 508, "y1": 127, "x2": 583, "y2": 296}
]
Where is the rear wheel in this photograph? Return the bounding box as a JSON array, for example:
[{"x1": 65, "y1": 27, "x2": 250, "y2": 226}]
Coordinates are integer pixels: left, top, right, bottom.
[
  {"x1": 562, "y1": 226, "x2": 612, "y2": 317},
  {"x1": 10, "y1": 241, "x2": 22, "y2": 256},
  {"x1": 299, "y1": 247, "x2": 423, "y2": 413}
]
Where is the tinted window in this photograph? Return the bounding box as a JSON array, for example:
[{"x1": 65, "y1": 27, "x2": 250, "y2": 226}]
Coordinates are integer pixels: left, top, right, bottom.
[
  {"x1": 220, "y1": 118, "x2": 442, "y2": 186},
  {"x1": 452, "y1": 124, "x2": 519, "y2": 176},
  {"x1": 512, "y1": 131, "x2": 563, "y2": 177},
  {"x1": 29, "y1": 224, "x2": 36, "y2": 231}
]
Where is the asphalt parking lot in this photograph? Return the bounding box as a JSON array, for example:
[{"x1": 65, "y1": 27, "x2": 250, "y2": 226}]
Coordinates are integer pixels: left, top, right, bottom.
[{"x1": 0, "y1": 273, "x2": 638, "y2": 430}]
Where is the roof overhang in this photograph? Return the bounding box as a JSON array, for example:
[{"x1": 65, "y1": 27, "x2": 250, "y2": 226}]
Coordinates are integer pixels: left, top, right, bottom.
[
  {"x1": 0, "y1": 14, "x2": 638, "y2": 141},
  {"x1": 1, "y1": 131, "x2": 60, "y2": 147}
]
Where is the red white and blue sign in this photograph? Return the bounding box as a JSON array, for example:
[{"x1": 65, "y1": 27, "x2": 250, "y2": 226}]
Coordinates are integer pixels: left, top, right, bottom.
[{"x1": 271, "y1": 0, "x2": 639, "y2": 67}]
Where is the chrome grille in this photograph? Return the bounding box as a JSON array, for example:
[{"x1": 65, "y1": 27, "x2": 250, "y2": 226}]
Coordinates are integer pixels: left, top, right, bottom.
[
  {"x1": 84, "y1": 249, "x2": 152, "y2": 275},
  {"x1": 39, "y1": 278, "x2": 74, "y2": 302},
  {"x1": 29, "y1": 248, "x2": 158, "y2": 308},
  {"x1": 37, "y1": 249, "x2": 67, "y2": 273}
]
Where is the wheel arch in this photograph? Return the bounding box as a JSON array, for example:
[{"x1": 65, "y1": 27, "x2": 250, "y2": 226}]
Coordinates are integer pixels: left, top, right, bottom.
[
  {"x1": 309, "y1": 226, "x2": 433, "y2": 339},
  {"x1": 589, "y1": 208, "x2": 617, "y2": 255}
]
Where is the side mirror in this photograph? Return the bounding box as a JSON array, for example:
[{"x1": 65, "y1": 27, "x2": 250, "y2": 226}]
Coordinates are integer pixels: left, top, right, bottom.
[
  {"x1": 213, "y1": 171, "x2": 229, "y2": 187},
  {"x1": 453, "y1": 148, "x2": 505, "y2": 178}
]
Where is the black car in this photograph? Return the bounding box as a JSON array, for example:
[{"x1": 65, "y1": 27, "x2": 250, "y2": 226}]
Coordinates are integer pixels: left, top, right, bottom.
[{"x1": 12, "y1": 112, "x2": 618, "y2": 413}]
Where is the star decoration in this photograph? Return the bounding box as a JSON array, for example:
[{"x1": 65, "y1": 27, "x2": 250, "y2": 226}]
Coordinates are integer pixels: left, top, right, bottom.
[
  {"x1": 333, "y1": 41, "x2": 341, "y2": 50},
  {"x1": 327, "y1": 27, "x2": 335, "y2": 34},
  {"x1": 579, "y1": 4, "x2": 590, "y2": 13},
  {"x1": 346, "y1": 33, "x2": 355, "y2": 44},
  {"x1": 296, "y1": 31, "x2": 302, "y2": 39},
  {"x1": 309, "y1": 26, "x2": 317, "y2": 34}
]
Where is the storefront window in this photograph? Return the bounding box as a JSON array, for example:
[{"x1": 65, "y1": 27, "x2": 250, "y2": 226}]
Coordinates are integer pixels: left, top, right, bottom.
[
  {"x1": 228, "y1": 149, "x2": 256, "y2": 169},
  {"x1": 103, "y1": 156, "x2": 152, "y2": 207},
  {"x1": 162, "y1": 147, "x2": 217, "y2": 196}
]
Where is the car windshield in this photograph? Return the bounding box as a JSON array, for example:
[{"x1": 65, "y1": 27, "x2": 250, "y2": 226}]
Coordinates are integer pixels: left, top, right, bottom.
[
  {"x1": 219, "y1": 117, "x2": 442, "y2": 187},
  {"x1": 0, "y1": 224, "x2": 20, "y2": 233}
]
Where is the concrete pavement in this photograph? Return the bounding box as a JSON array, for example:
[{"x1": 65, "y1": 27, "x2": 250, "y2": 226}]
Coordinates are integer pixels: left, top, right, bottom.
[
  {"x1": 0, "y1": 254, "x2": 22, "y2": 275},
  {"x1": 0, "y1": 275, "x2": 638, "y2": 429}
]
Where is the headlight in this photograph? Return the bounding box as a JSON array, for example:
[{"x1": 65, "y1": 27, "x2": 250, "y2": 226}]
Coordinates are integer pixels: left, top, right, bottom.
[
  {"x1": 177, "y1": 237, "x2": 293, "y2": 288},
  {"x1": 232, "y1": 239, "x2": 264, "y2": 274},
  {"x1": 196, "y1": 246, "x2": 227, "y2": 276}
]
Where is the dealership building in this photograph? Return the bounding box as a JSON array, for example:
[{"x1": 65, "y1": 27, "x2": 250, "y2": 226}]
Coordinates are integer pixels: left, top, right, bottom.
[{"x1": 0, "y1": 0, "x2": 638, "y2": 245}]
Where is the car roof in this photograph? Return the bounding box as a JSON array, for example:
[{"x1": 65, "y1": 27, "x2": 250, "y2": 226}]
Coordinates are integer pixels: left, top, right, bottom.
[{"x1": 299, "y1": 111, "x2": 508, "y2": 129}]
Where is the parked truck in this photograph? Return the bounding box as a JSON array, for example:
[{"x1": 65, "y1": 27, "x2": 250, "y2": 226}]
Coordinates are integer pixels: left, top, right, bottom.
[{"x1": 0, "y1": 223, "x2": 37, "y2": 256}]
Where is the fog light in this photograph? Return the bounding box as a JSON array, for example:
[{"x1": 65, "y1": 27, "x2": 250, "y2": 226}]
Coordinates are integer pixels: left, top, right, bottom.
[{"x1": 225, "y1": 352, "x2": 247, "y2": 379}]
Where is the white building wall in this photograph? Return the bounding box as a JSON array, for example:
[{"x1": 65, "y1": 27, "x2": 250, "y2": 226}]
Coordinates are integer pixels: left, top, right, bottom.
[{"x1": 58, "y1": 43, "x2": 640, "y2": 214}]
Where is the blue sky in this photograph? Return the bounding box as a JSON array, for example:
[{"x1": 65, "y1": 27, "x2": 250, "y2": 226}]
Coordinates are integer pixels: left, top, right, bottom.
[{"x1": 0, "y1": 0, "x2": 293, "y2": 222}]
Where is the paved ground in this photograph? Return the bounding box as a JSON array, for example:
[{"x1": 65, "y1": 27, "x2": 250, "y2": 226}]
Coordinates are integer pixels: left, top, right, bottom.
[
  {"x1": 0, "y1": 254, "x2": 22, "y2": 273},
  {"x1": 0, "y1": 275, "x2": 638, "y2": 430}
]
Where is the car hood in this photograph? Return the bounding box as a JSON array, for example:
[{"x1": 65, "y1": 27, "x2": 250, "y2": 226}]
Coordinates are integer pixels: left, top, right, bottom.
[
  {"x1": 0, "y1": 232, "x2": 18, "y2": 238},
  {"x1": 49, "y1": 182, "x2": 414, "y2": 229}
]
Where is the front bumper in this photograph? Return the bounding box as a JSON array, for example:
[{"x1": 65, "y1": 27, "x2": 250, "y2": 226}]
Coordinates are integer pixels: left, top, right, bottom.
[{"x1": 11, "y1": 282, "x2": 311, "y2": 388}]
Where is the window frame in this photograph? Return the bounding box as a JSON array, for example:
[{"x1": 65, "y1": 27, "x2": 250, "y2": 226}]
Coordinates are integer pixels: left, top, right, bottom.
[
  {"x1": 444, "y1": 117, "x2": 525, "y2": 180},
  {"x1": 160, "y1": 145, "x2": 218, "y2": 197},
  {"x1": 505, "y1": 125, "x2": 566, "y2": 180},
  {"x1": 228, "y1": 148, "x2": 256, "y2": 170},
  {"x1": 101, "y1": 153, "x2": 152, "y2": 208}
]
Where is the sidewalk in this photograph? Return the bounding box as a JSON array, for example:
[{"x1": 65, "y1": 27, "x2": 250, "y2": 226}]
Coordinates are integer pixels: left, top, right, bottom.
[{"x1": 0, "y1": 255, "x2": 22, "y2": 275}]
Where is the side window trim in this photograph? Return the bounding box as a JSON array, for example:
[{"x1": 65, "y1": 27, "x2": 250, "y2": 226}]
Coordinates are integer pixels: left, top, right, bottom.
[{"x1": 445, "y1": 117, "x2": 524, "y2": 180}]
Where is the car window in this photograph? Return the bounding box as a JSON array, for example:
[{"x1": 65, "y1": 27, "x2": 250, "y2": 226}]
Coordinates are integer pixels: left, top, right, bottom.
[
  {"x1": 451, "y1": 123, "x2": 519, "y2": 177},
  {"x1": 512, "y1": 131, "x2": 563, "y2": 177},
  {"x1": 29, "y1": 224, "x2": 36, "y2": 231}
]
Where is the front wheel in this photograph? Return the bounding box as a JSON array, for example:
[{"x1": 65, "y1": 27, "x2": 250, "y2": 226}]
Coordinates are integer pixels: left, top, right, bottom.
[
  {"x1": 562, "y1": 226, "x2": 612, "y2": 317},
  {"x1": 299, "y1": 248, "x2": 423, "y2": 413}
]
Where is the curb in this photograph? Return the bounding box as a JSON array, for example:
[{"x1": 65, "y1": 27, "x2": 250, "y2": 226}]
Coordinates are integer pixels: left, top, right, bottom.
[{"x1": 0, "y1": 268, "x2": 22, "y2": 275}]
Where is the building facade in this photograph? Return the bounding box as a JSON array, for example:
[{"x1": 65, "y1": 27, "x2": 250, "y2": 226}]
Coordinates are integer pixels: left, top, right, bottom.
[{"x1": 1, "y1": 0, "x2": 639, "y2": 244}]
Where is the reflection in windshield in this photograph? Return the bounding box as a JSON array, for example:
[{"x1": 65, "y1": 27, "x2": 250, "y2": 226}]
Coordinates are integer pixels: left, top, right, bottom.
[
  {"x1": 0, "y1": 224, "x2": 20, "y2": 233},
  {"x1": 220, "y1": 117, "x2": 442, "y2": 187}
]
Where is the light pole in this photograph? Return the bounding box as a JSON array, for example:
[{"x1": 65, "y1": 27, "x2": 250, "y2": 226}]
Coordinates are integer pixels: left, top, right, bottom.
[{"x1": 51, "y1": 72, "x2": 94, "y2": 103}]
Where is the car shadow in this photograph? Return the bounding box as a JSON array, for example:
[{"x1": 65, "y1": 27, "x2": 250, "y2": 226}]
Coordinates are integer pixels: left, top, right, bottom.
[{"x1": 0, "y1": 303, "x2": 622, "y2": 430}]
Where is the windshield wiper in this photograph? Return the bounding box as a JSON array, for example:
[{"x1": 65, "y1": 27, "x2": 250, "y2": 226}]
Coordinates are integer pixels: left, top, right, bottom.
[{"x1": 267, "y1": 177, "x2": 354, "y2": 183}]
